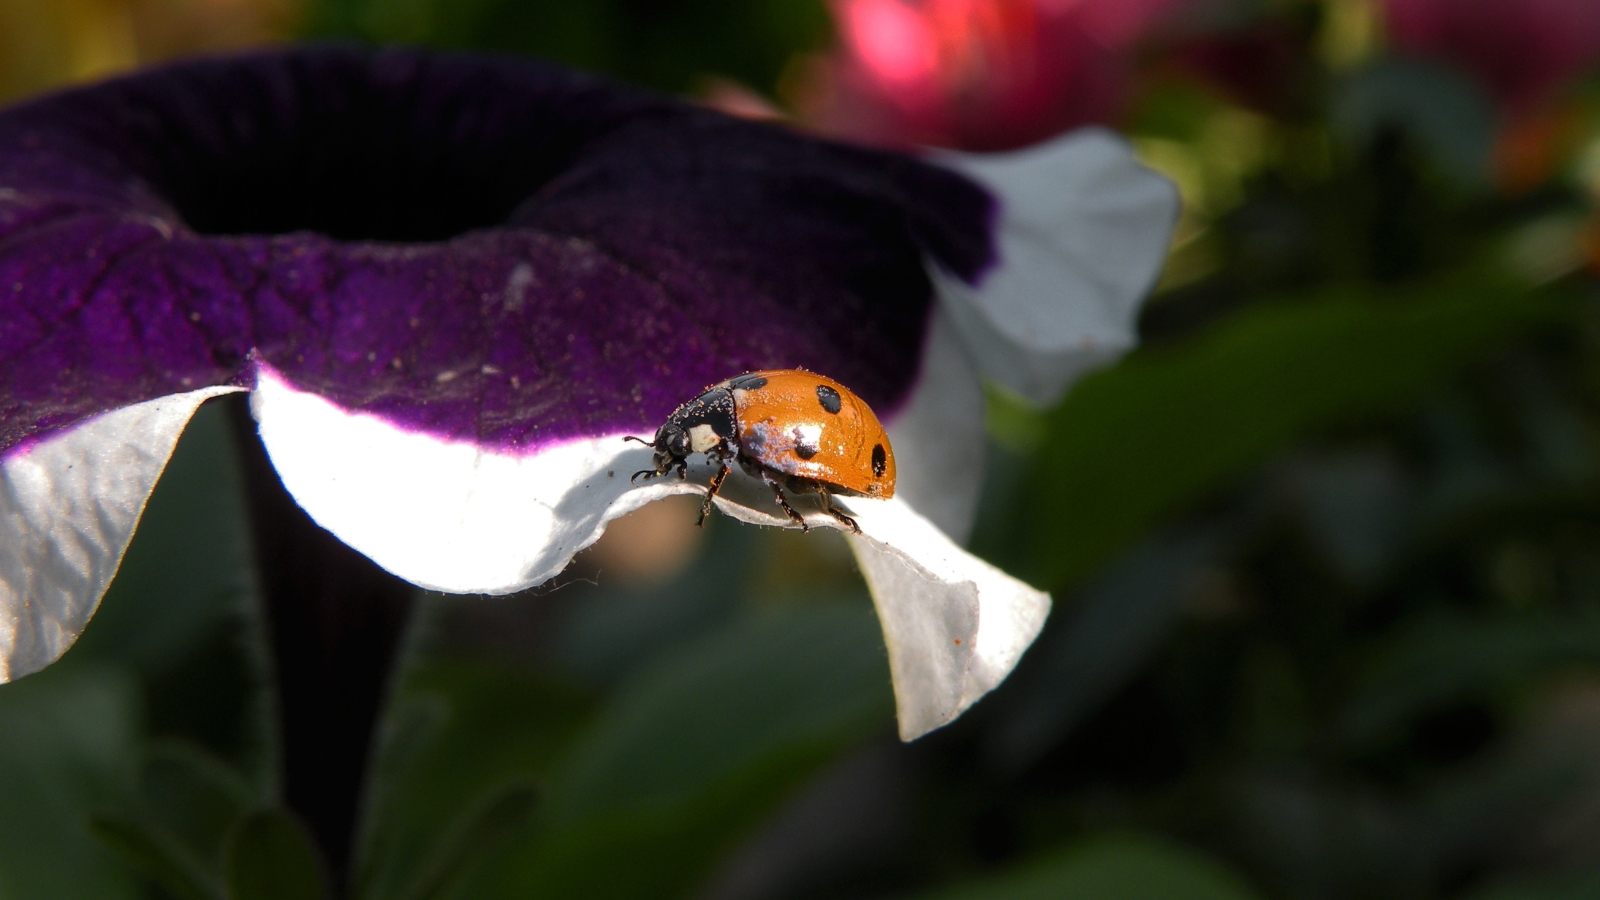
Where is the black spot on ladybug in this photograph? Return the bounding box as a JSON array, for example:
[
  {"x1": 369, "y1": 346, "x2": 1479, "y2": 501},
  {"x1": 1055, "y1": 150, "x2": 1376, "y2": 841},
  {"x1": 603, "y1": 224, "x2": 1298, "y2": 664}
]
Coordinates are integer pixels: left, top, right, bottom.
[
  {"x1": 795, "y1": 442, "x2": 818, "y2": 460},
  {"x1": 871, "y1": 443, "x2": 887, "y2": 477},
  {"x1": 816, "y1": 384, "x2": 842, "y2": 414}
]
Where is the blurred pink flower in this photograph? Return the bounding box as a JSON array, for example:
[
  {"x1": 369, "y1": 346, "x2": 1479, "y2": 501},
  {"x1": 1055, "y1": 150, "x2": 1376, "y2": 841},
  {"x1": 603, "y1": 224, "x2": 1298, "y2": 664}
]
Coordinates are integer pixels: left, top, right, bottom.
[
  {"x1": 1384, "y1": 0, "x2": 1600, "y2": 115},
  {"x1": 800, "y1": 0, "x2": 1189, "y2": 152}
]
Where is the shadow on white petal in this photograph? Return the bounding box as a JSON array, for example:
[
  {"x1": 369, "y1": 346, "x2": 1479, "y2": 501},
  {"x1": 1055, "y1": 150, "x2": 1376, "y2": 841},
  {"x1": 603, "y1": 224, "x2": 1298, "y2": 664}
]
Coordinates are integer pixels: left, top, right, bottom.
[
  {"x1": 884, "y1": 307, "x2": 988, "y2": 544},
  {"x1": 0, "y1": 386, "x2": 240, "y2": 683},
  {"x1": 931, "y1": 126, "x2": 1181, "y2": 405}
]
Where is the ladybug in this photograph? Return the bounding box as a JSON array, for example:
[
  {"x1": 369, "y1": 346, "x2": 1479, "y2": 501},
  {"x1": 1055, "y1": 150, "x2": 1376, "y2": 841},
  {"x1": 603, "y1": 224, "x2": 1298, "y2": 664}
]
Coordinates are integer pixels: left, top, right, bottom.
[{"x1": 626, "y1": 370, "x2": 896, "y2": 533}]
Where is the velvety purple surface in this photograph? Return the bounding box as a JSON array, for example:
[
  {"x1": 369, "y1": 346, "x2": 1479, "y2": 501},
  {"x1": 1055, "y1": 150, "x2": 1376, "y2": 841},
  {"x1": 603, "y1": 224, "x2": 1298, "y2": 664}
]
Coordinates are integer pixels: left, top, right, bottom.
[{"x1": 0, "y1": 46, "x2": 994, "y2": 457}]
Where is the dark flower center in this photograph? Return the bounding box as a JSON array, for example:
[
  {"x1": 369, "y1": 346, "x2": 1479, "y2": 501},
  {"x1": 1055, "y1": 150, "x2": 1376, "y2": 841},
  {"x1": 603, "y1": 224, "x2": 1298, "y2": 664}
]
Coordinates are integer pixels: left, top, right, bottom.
[{"x1": 35, "y1": 47, "x2": 662, "y2": 242}]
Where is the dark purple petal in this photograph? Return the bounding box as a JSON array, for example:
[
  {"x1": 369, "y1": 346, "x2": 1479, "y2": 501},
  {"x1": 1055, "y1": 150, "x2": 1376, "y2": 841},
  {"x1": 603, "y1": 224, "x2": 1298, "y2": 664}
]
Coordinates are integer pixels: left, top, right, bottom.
[{"x1": 0, "y1": 46, "x2": 994, "y2": 457}]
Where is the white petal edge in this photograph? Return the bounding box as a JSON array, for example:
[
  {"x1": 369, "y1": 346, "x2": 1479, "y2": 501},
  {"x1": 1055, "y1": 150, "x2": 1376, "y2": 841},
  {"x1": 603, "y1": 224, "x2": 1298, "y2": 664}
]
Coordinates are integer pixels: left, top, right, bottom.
[
  {"x1": 0, "y1": 386, "x2": 241, "y2": 683},
  {"x1": 929, "y1": 126, "x2": 1181, "y2": 405},
  {"x1": 251, "y1": 368, "x2": 1048, "y2": 739}
]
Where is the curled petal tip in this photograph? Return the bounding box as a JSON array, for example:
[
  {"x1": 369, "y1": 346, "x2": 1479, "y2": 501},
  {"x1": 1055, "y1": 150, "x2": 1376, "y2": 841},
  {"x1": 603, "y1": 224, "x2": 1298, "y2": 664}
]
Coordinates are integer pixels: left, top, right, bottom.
[
  {"x1": 845, "y1": 498, "x2": 1051, "y2": 740},
  {"x1": 931, "y1": 127, "x2": 1181, "y2": 405}
]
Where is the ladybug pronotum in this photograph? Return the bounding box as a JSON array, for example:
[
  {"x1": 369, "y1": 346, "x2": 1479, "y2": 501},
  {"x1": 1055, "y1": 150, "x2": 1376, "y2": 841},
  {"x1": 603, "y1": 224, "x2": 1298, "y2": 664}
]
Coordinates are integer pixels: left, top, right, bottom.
[{"x1": 626, "y1": 369, "x2": 896, "y2": 533}]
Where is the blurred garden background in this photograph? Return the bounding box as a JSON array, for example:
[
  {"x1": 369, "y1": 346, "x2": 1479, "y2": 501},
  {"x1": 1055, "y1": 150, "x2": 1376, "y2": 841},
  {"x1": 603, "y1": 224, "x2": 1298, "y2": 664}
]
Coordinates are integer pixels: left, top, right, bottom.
[{"x1": 5, "y1": 0, "x2": 1600, "y2": 898}]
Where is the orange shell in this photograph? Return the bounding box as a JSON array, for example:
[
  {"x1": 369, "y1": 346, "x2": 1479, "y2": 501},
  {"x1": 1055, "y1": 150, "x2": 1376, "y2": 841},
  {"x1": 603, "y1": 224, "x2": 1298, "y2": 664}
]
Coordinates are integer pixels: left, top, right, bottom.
[{"x1": 721, "y1": 369, "x2": 896, "y2": 498}]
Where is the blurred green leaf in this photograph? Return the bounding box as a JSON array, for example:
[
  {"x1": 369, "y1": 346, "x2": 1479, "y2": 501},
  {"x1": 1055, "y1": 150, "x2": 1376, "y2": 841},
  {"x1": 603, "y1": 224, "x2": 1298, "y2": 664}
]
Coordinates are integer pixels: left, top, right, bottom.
[
  {"x1": 1340, "y1": 614, "x2": 1600, "y2": 746},
  {"x1": 475, "y1": 603, "x2": 892, "y2": 899},
  {"x1": 135, "y1": 741, "x2": 259, "y2": 870},
  {"x1": 224, "y1": 810, "x2": 330, "y2": 900},
  {"x1": 987, "y1": 528, "x2": 1225, "y2": 770},
  {"x1": 90, "y1": 811, "x2": 223, "y2": 900},
  {"x1": 1220, "y1": 730, "x2": 1589, "y2": 900},
  {"x1": 306, "y1": 0, "x2": 621, "y2": 73},
  {"x1": 543, "y1": 603, "x2": 890, "y2": 821},
  {"x1": 1128, "y1": 81, "x2": 1232, "y2": 144},
  {"x1": 0, "y1": 665, "x2": 143, "y2": 899},
  {"x1": 919, "y1": 836, "x2": 1262, "y2": 900},
  {"x1": 355, "y1": 660, "x2": 590, "y2": 900},
  {"x1": 1024, "y1": 277, "x2": 1564, "y2": 588},
  {"x1": 353, "y1": 692, "x2": 451, "y2": 900},
  {"x1": 91, "y1": 744, "x2": 258, "y2": 900},
  {"x1": 1467, "y1": 870, "x2": 1600, "y2": 900},
  {"x1": 303, "y1": 0, "x2": 831, "y2": 95},
  {"x1": 393, "y1": 785, "x2": 536, "y2": 900}
]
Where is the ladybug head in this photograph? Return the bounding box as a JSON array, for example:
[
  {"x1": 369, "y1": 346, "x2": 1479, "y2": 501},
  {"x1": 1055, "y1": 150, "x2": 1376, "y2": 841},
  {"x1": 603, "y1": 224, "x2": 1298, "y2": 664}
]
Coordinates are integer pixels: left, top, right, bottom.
[{"x1": 655, "y1": 422, "x2": 691, "y2": 461}]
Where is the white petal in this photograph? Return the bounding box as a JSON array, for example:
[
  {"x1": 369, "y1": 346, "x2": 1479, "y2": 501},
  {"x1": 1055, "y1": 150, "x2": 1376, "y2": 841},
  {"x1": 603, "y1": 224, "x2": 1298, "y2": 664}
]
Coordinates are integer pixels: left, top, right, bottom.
[
  {"x1": 844, "y1": 498, "x2": 1051, "y2": 741},
  {"x1": 251, "y1": 369, "x2": 1047, "y2": 740},
  {"x1": 883, "y1": 306, "x2": 988, "y2": 543},
  {"x1": 253, "y1": 366, "x2": 832, "y2": 594},
  {"x1": 930, "y1": 126, "x2": 1180, "y2": 405},
  {"x1": 0, "y1": 386, "x2": 240, "y2": 682},
  {"x1": 251, "y1": 365, "x2": 945, "y2": 594},
  {"x1": 250, "y1": 367, "x2": 697, "y2": 594}
]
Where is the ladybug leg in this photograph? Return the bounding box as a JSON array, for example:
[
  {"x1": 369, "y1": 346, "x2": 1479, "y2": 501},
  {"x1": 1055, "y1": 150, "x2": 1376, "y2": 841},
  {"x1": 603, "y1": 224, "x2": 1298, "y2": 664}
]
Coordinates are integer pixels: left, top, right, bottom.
[
  {"x1": 760, "y1": 472, "x2": 810, "y2": 532},
  {"x1": 698, "y1": 462, "x2": 731, "y2": 526},
  {"x1": 819, "y1": 488, "x2": 861, "y2": 535}
]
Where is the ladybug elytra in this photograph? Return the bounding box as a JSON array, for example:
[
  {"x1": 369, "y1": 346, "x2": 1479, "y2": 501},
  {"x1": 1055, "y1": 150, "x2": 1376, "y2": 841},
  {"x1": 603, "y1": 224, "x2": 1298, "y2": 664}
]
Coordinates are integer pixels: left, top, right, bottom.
[{"x1": 626, "y1": 369, "x2": 896, "y2": 533}]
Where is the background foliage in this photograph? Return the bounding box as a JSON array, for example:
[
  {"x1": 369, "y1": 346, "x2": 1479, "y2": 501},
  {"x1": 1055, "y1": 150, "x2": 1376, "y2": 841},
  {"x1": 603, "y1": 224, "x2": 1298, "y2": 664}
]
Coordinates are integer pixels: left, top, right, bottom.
[{"x1": 4, "y1": 0, "x2": 1600, "y2": 898}]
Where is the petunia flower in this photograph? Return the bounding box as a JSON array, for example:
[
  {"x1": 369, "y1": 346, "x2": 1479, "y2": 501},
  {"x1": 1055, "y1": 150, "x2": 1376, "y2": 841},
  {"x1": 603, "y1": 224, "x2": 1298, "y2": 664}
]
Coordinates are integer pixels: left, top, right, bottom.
[
  {"x1": 1383, "y1": 0, "x2": 1600, "y2": 117},
  {"x1": 0, "y1": 46, "x2": 1176, "y2": 741},
  {"x1": 798, "y1": 0, "x2": 1194, "y2": 152}
]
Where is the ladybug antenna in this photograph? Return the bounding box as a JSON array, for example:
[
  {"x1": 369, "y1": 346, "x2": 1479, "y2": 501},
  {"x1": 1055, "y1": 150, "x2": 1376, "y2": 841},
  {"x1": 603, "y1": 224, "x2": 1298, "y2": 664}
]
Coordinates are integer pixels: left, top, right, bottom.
[{"x1": 621, "y1": 435, "x2": 653, "y2": 447}]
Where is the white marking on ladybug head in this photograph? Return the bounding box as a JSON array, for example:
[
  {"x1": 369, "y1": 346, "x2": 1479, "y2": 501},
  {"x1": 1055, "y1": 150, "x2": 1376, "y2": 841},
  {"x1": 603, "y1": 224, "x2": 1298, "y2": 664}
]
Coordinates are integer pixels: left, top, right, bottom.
[{"x1": 687, "y1": 423, "x2": 720, "y2": 454}]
